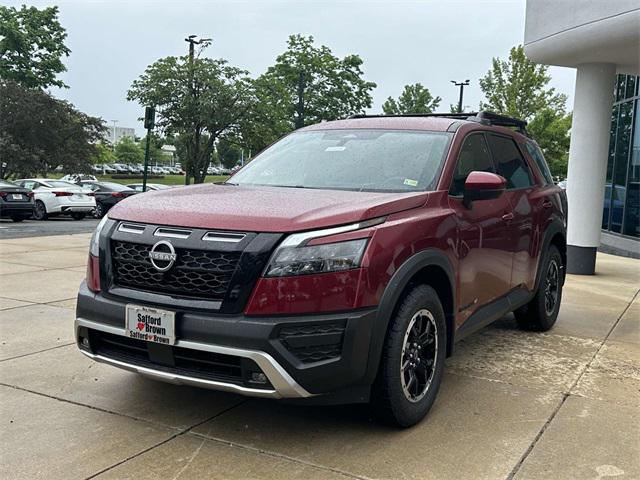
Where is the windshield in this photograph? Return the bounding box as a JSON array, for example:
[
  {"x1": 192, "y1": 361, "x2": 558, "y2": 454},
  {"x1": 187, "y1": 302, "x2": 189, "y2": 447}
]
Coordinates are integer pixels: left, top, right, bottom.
[
  {"x1": 101, "y1": 182, "x2": 132, "y2": 191},
  {"x1": 230, "y1": 129, "x2": 452, "y2": 192}
]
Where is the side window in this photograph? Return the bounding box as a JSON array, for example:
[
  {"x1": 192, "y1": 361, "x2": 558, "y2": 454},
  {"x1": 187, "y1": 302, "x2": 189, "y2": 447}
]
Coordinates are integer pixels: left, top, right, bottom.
[
  {"x1": 487, "y1": 134, "x2": 534, "y2": 189},
  {"x1": 525, "y1": 141, "x2": 554, "y2": 185},
  {"x1": 449, "y1": 134, "x2": 495, "y2": 196}
]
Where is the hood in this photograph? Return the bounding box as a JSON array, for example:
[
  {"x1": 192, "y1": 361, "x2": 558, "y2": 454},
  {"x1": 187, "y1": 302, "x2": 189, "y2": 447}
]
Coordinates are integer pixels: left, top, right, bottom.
[{"x1": 108, "y1": 183, "x2": 429, "y2": 232}]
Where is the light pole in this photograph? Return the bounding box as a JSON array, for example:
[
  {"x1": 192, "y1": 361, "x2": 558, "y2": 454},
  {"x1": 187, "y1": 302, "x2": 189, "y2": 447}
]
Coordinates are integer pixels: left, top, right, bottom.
[
  {"x1": 183, "y1": 35, "x2": 211, "y2": 184},
  {"x1": 111, "y1": 120, "x2": 119, "y2": 149},
  {"x1": 451, "y1": 80, "x2": 470, "y2": 113},
  {"x1": 184, "y1": 35, "x2": 212, "y2": 82}
]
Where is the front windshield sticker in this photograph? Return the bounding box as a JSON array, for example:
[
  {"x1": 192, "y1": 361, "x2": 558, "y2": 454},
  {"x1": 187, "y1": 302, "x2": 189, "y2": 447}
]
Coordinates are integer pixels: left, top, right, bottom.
[
  {"x1": 403, "y1": 179, "x2": 418, "y2": 187},
  {"x1": 325, "y1": 146, "x2": 346, "y2": 152}
]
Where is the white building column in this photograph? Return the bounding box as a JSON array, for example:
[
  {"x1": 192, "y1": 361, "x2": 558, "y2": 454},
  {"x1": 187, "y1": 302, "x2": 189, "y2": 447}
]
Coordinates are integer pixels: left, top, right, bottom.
[{"x1": 566, "y1": 63, "x2": 616, "y2": 275}]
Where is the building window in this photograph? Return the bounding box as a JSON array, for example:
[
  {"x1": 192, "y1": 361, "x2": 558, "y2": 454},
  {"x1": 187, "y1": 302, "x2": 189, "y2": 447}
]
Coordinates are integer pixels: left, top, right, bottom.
[
  {"x1": 624, "y1": 101, "x2": 640, "y2": 237},
  {"x1": 604, "y1": 74, "x2": 639, "y2": 239}
]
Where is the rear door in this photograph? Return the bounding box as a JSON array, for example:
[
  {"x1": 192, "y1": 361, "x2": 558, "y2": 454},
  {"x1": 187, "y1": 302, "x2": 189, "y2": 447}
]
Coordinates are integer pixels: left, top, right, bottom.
[
  {"x1": 486, "y1": 134, "x2": 537, "y2": 290},
  {"x1": 448, "y1": 133, "x2": 513, "y2": 326}
]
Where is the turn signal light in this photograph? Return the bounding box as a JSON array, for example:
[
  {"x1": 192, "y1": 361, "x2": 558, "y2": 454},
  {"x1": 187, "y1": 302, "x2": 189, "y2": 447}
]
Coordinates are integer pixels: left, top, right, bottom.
[{"x1": 86, "y1": 254, "x2": 101, "y2": 292}]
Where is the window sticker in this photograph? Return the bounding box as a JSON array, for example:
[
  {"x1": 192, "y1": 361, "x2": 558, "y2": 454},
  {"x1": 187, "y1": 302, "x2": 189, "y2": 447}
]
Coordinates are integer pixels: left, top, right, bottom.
[
  {"x1": 403, "y1": 179, "x2": 418, "y2": 187},
  {"x1": 325, "y1": 146, "x2": 346, "y2": 152}
]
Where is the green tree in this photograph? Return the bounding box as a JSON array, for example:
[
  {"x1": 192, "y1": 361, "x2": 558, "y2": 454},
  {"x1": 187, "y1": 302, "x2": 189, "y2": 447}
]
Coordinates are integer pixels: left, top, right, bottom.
[
  {"x1": 139, "y1": 133, "x2": 167, "y2": 165},
  {"x1": 114, "y1": 136, "x2": 144, "y2": 164},
  {"x1": 382, "y1": 83, "x2": 441, "y2": 114},
  {"x1": 246, "y1": 35, "x2": 376, "y2": 150},
  {"x1": 0, "y1": 5, "x2": 70, "y2": 89},
  {"x1": 90, "y1": 142, "x2": 116, "y2": 165},
  {"x1": 216, "y1": 138, "x2": 242, "y2": 168},
  {"x1": 0, "y1": 80, "x2": 105, "y2": 178},
  {"x1": 479, "y1": 45, "x2": 571, "y2": 176},
  {"x1": 127, "y1": 42, "x2": 253, "y2": 184}
]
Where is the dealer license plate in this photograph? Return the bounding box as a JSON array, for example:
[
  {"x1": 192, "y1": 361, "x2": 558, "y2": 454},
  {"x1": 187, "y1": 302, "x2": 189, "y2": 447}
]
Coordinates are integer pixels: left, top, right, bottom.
[{"x1": 125, "y1": 304, "x2": 175, "y2": 345}]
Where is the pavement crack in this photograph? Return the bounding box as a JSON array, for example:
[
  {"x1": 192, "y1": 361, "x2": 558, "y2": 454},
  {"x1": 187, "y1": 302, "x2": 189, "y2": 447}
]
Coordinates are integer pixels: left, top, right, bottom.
[
  {"x1": 82, "y1": 398, "x2": 248, "y2": 479},
  {"x1": 188, "y1": 431, "x2": 372, "y2": 480},
  {"x1": 0, "y1": 382, "x2": 183, "y2": 432},
  {"x1": 170, "y1": 436, "x2": 206, "y2": 480},
  {"x1": 505, "y1": 288, "x2": 640, "y2": 480},
  {"x1": 0, "y1": 342, "x2": 75, "y2": 362}
]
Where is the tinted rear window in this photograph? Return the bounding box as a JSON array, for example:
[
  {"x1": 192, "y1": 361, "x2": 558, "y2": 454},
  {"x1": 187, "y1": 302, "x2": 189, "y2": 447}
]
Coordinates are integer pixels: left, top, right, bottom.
[
  {"x1": 100, "y1": 182, "x2": 133, "y2": 191},
  {"x1": 486, "y1": 134, "x2": 534, "y2": 189},
  {"x1": 525, "y1": 141, "x2": 554, "y2": 185}
]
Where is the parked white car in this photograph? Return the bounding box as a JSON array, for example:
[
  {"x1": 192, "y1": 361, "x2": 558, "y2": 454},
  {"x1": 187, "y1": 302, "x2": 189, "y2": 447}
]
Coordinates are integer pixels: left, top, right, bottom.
[
  {"x1": 60, "y1": 173, "x2": 98, "y2": 183},
  {"x1": 112, "y1": 164, "x2": 130, "y2": 174},
  {"x1": 15, "y1": 178, "x2": 96, "y2": 220}
]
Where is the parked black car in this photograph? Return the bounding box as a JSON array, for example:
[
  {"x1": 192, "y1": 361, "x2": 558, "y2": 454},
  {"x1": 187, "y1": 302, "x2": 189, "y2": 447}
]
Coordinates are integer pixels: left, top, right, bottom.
[
  {"x1": 77, "y1": 181, "x2": 138, "y2": 219},
  {"x1": 0, "y1": 179, "x2": 34, "y2": 222}
]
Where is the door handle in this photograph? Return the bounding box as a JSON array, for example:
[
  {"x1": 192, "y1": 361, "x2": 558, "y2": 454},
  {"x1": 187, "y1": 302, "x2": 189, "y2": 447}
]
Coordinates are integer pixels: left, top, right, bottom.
[
  {"x1": 542, "y1": 200, "x2": 553, "y2": 208},
  {"x1": 502, "y1": 212, "x2": 514, "y2": 221}
]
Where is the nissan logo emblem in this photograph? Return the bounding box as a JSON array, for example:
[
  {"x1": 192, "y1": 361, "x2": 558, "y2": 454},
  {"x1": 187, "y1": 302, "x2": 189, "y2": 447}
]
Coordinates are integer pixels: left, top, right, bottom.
[{"x1": 148, "y1": 240, "x2": 177, "y2": 272}]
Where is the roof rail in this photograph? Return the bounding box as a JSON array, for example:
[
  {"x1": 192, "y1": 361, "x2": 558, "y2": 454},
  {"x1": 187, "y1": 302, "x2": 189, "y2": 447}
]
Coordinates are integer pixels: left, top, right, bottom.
[
  {"x1": 472, "y1": 111, "x2": 528, "y2": 134},
  {"x1": 348, "y1": 111, "x2": 529, "y2": 135}
]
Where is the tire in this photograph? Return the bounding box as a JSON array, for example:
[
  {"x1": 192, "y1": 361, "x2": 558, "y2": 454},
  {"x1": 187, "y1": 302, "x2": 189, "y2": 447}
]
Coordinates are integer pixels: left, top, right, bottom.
[
  {"x1": 93, "y1": 203, "x2": 106, "y2": 219},
  {"x1": 71, "y1": 212, "x2": 86, "y2": 220},
  {"x1": 11, "y1": 216, "x2": 25, "y2": 222},
  {"x1": 514, "y1": 245, "x2": 563, "y2": 331},
  {"x1": 371, "y1": 284, "x2": 447, "y2": 427},
  {"x1": 33, "y1": 200, "x2": 48, "y2": 220}
]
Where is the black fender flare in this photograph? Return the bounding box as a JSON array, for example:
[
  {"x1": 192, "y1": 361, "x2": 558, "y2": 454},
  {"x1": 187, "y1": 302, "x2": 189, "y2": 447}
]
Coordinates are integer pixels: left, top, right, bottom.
[
  {"x1": 364, "y1": 249, "x2": 456, "y2": 384},
  {"x1": 535, "y1": 219, "x2": 567, "y2": 291}
]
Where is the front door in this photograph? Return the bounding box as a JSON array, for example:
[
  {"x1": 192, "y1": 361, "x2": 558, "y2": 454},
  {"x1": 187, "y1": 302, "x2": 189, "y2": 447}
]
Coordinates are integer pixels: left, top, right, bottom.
[
  {"x1": 448, "y1": 133, "x2": 513, "y2": 327},
  {"x1": 485, "y1": 133, "x2": 537, "y2": 290}
]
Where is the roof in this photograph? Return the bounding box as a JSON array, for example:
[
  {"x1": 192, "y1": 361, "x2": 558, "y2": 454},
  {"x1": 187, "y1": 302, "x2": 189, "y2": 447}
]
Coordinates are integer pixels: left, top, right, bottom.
[{"x1": 299, "y1": 116, "x2": 457, "y2": 133}]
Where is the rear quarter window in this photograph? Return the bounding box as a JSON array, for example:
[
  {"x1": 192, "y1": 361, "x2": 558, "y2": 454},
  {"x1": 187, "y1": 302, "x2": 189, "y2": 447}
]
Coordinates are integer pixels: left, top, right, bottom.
[{"x1": 525, "y1": 141, "x2": 554, "y2": 185}]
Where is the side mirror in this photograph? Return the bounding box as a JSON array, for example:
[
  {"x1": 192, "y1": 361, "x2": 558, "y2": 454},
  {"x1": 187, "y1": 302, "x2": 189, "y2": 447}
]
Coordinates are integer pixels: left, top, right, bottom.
[{"x1": 463, "y1": 171, "x2": 506, "y2": 209}]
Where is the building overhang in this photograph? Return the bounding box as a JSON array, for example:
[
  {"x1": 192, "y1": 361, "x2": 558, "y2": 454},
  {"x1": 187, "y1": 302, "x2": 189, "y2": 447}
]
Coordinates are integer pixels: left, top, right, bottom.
[{"x1": 524, "y1": 3, "x2": 639, "y2": 75}]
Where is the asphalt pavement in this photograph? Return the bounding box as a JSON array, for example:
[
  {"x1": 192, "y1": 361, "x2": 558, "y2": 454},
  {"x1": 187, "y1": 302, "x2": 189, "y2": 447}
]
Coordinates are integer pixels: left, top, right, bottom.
[{"x1": 0, "y1": 217, "x2": 98, "y2": 239}]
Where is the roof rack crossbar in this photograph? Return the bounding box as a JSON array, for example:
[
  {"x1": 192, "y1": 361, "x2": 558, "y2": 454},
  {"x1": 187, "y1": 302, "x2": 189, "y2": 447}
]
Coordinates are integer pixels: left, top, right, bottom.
[{"x1": 348, "y1": 111, "x2": 529, "y2": 135}]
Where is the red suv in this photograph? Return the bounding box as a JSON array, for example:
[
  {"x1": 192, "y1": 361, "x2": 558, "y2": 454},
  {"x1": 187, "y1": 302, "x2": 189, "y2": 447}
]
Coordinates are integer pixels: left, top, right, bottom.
[{"x1": 76, "y1": 112, "x2": 567, "y2": 427}]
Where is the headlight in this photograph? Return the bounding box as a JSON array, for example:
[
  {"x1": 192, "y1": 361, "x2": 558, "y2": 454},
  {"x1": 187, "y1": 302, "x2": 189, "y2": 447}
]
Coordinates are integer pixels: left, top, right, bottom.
[
  {"x1": 264, "y1": 218, "x2": 384, "y2": 277},
  {"x1": 89, "y1": 215, "x2": 110, "y2": 257},
  {"x1": 265, "y1": 238, "x2": 368, "y2": 277}
]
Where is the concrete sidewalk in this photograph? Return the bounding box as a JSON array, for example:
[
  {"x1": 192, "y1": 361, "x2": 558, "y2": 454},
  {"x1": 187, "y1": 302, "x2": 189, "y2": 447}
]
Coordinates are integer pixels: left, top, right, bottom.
[{"x1": 0, "y1": 234, "x2": 638, "y2": 480}]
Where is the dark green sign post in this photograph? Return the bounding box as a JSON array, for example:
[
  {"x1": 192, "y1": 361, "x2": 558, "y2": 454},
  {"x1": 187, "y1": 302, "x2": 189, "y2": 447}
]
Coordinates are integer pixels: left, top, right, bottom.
[{"x1": 142, "y1": 106, "x2": 155, "y2": 192}]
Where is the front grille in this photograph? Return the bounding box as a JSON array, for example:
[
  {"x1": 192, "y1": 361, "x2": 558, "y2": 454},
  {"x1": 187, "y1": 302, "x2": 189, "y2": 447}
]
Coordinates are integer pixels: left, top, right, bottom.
[
  {"x1": 111, "y1": 240, "x2": 240, "y2": 300},
  {"x1": 279, "y1": 322, "x2": 346, "y2": 364},
  {"x1": 88, "y1": 329, "x2": 272, "y2": 389}
]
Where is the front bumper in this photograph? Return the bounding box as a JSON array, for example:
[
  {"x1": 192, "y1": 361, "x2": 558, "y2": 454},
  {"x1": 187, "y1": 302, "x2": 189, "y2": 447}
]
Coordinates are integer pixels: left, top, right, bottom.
[
  {"x1": 76, "y1": 317, "x2": 311, "y2": 398},
  {"x1": 76, "y1": 282, "x2": 377, "y2": 402}
]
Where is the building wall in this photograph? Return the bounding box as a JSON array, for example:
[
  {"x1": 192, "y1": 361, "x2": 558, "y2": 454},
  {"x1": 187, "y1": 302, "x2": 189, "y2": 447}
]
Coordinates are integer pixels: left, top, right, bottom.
[{"x1": 105, "y1": 126, "x2": 136, "y2": 145}]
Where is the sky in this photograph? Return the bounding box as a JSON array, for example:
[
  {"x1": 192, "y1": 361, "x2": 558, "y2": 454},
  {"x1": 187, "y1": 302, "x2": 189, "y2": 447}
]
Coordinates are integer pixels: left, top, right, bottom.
[{"x1": 15, "y1": 0, "x2": 577, "y2": 136}]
